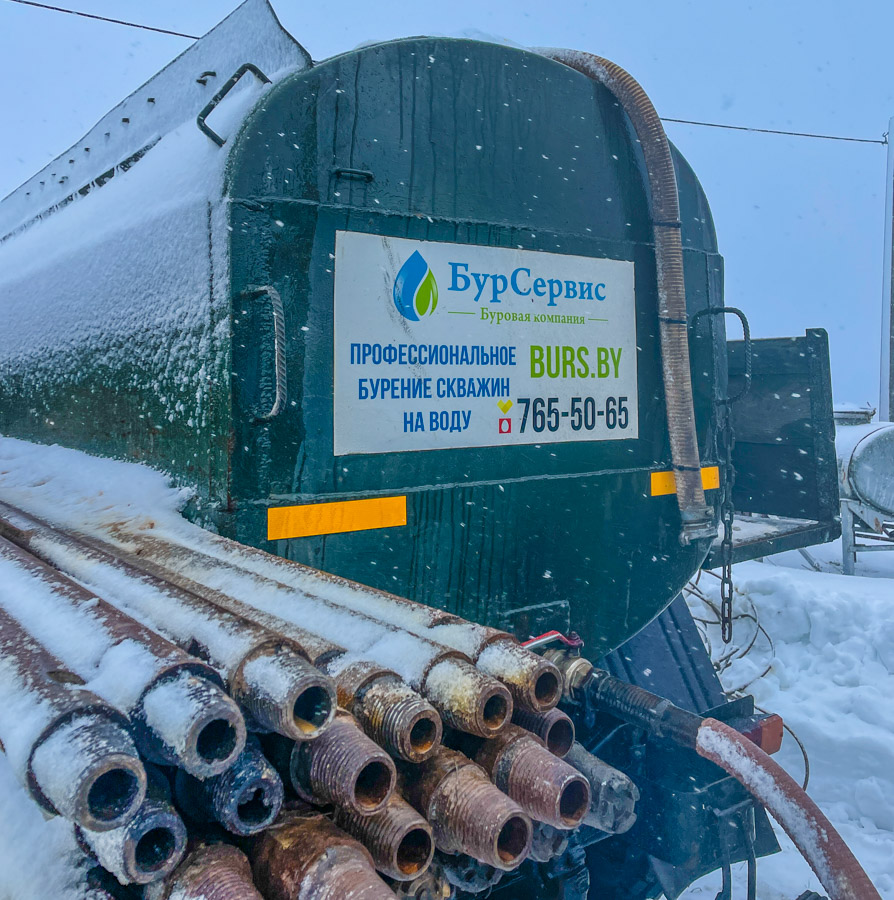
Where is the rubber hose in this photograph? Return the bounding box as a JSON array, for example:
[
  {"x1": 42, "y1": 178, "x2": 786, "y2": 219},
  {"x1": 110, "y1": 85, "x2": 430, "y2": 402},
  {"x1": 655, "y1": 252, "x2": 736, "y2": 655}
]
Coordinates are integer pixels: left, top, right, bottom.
[
  {"x1": 536, "y1": 48, "x2": 715, "y2": 545},
  {"x1": 697, "y1": 718, "x2": 881, "y2": 900}
]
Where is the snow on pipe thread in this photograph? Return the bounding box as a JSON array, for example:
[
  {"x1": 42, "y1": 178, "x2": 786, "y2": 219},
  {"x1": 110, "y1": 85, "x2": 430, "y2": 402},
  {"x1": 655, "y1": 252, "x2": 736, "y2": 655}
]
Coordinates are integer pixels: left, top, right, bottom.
[
  {"x1": 0, "y1": 605, "x2": 147, "y2": 832},
  {"x1": 0, "y1": 535, "x2": 246, "y2": 777},
  {"x1": 71, "y1": 529, "x2": 513, "y2": 739},
  {"x1": 0, "y1": 501, "x2": 338, "y2": 745},
  {"x1": 33, "y1": 515, "x2": 450, "y2": 757},
  {"x1": 106, "y1": 529, "x2": 561, "y2": 715}
]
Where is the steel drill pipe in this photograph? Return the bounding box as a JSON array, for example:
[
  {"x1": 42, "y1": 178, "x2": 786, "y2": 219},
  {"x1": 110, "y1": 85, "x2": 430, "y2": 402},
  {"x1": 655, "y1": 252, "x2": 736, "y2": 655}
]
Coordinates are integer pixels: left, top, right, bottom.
[
  {"x1": 85, "y1": 865, "x2": 141, "y2": 899},
  {"x1": 0, "y1": 605, "x2": 147, "y2": 831},
  {"x1": 144, "y1": 842, "x2": 263, "y2": 900},
  {"x1": 174, "y1": 738, "x2": 284, "y2": 836},
  {"x1": 400, "y1": 748, "x2": 532, "y2": 870},
  {"x1": 0, "y1": 501, "x2": 337, "y2": 744},
  {"x1": 334, "y1": 793, "x2": 435, "y2": 882},
  {"x1": 63, "y1": 524, "x2": 510, "y2": 739},
  {"x1": 270, "y1": 711, "x2": 397, "y2": 815},
  {"x1": 563, "y1": 742, "x2": 639, "y2": 834},
  {"x1": 114, "y1": 529, "x2": 561, "y2": 715},
  {"x1": 511, "y1": 706, "x2": 575, "y2": 757},
  {"x1": 0, "y1": 536, "x2": 245, "y2": 777},
  {"x1": 470, "y1": 726, "x2": 591, "y2": 830},
  {"x1": 330, "y1": 660, "x2": 443, "y2": 762},
  {"x1": 79, "y1": 782, "x2": 188, "y2": 886},
  {"x1": 248, "y1": 805, "x2": 399, "y2": 899}
]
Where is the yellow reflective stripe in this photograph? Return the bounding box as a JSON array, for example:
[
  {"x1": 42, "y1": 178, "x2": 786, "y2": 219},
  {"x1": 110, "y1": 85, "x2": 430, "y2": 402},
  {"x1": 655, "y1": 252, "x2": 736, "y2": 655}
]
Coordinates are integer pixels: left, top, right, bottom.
[
  {"x1": 267, "y1": 496, "x2": 407, "y2": 540},
  {"x1": 650, "y1": 466, "x2": 720, "y2": 497}
]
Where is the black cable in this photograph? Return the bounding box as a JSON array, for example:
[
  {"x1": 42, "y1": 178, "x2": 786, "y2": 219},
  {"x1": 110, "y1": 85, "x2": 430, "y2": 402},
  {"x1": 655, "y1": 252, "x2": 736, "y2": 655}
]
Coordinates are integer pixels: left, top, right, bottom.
[
  {"x1": 3, "y1": 0, "x2": 199, "y2": 39},
  {"x1": 662, "y1": 116, "x2": 887, "y2": 145},
  {"x1": 3, "y1": 0, "x2": 890, "y2": 148}
]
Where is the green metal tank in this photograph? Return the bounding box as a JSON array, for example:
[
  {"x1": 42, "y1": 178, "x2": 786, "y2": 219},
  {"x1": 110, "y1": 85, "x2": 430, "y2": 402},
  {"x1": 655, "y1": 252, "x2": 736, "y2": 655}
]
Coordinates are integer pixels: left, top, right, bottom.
[{"x1": 0, "y1": 9, "x2": 724, "y2": 656}]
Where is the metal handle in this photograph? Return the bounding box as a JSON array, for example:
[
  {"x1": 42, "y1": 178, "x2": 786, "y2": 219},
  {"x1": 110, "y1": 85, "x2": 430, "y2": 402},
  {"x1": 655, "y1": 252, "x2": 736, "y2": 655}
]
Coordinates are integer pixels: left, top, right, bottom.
[
  {"x1": 197, "y1": 63, "x2": 271, "y2": 147},
  {"x1": 691, "y1": 306, "x2": 752, "y2": 404},
  {"x1": 331, "y1": 167, "x2": 374, "y2": 182},
  {"x1": 243, "y1": 285, "x2": 287, "y2": 422}
]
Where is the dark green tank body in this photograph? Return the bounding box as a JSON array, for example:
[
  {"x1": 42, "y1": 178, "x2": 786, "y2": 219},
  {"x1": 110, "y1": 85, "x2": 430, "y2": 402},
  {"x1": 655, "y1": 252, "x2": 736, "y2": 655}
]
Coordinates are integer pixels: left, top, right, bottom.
[{"x1": 223, "y1": 38, "x2": 724, "y2": 655}]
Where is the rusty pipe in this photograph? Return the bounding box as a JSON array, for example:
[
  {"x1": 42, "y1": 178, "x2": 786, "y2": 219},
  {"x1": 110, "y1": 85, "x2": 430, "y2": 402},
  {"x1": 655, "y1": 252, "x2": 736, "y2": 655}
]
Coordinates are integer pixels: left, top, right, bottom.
[
  {"x1": 511, "y1": 706, "x2": 575, "y2": 757},
  {"x1": 331, "y1": 661, "x2": 443, "y2": 762},
  {"x1": 248, "y1": 804, "x2": 398, "y2": 899},
  {"x1": 400, "y1": 748, "x2": 532, "y2": 870},
  {"x1": 174, "y1": 738, "x2": 283, "y2": 836},
  {"x1": 0, "y1": 536, "x2": 245, "y2": 777},
  {"x1": 0, "y1": 606, "x2": 146, "y2": 831},
  {"x1": 264, "y1": 711, "x2": 397, "y2": 815},
  {"x1": 0, "y1": 501, "x2": 336, "y2": 744},
  {"x1": 78, "y1": 771, "x2": 188, "y2": 886},
  {"x1": 334, "y1": 793, "x2": 435, "y2": 882},
  {"x1": 563, "y1": 742, "x2": 639, "y2": 834},
  {"x1": 471, "y1": 726, "x2": 591, "y2": 830},
  {"x1": 111, "y1": 529, "x2": 560, "y2": 714},
  {"x1": 42, "y1": 521, "x2": 510, "y2": 739},
  {"x1": 144, "y1": 843, "x2": 263, "y2": 900}
]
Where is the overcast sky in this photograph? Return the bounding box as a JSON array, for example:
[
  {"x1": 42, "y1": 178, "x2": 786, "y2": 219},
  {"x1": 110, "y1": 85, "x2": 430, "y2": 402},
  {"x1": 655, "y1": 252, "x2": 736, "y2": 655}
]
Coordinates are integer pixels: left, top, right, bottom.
[{"x1": 1, "y1": 0, "x2": 892, "y2": 405}]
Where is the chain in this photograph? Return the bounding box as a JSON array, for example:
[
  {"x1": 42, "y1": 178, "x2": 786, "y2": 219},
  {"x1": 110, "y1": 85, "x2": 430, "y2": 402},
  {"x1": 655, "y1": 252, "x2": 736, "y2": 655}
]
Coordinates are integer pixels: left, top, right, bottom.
[{"x1": 717, "y1": 395, "x2": 737, "y2": 643}]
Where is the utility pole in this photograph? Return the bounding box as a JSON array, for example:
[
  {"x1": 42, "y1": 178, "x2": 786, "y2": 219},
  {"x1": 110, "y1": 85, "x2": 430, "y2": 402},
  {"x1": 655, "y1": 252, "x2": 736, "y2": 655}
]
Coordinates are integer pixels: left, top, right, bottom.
[{"x1": 882, "y1": 116, "x2": 893, "y2": 421}]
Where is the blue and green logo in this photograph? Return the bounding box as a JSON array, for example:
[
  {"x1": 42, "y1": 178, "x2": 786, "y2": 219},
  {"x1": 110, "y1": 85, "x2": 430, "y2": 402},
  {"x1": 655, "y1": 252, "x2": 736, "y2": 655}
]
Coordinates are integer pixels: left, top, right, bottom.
[{"x1": 393, "y1": 251, "x2": 438, "y2": 321}]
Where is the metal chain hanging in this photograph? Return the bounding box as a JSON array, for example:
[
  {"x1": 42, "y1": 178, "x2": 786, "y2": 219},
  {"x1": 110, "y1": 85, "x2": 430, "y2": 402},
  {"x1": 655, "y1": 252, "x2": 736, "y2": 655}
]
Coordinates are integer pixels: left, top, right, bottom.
[{"x1": 691, "y1": 307, "x2": 752, "y2": 644}]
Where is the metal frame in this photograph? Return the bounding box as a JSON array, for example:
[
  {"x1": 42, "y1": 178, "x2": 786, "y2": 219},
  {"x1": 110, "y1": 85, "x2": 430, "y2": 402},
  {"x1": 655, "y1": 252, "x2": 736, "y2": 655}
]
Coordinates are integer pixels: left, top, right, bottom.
[{"x1": 840, "y1": 498, "x2": 894, "y2": 575}]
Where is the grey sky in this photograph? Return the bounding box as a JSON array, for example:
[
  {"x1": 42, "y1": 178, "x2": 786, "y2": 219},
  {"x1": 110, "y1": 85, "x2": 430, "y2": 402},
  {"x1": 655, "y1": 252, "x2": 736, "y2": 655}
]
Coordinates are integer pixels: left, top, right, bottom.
[{"x1": 1, "y1": 0, "x2": 892, "y2": 405}]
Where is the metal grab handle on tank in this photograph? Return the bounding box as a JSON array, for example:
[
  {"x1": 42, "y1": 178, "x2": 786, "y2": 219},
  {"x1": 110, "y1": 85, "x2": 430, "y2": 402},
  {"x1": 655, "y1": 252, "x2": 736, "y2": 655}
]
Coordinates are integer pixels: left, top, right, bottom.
[
  {"x1": 690, "y1": 306, "x2": 752, "y2": 404},
  {"x1": 197, "y1": 63, "x2": 271, "y2": 147},
  {"x1": 244, "y1": 285, "x2": 287, "y2": 422}
]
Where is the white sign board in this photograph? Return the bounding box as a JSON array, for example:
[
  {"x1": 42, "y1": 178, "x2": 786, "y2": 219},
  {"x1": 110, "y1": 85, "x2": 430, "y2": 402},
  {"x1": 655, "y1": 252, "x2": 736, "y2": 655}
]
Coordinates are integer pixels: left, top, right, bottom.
[{"x1": 333, "y1": 232, "x2": 638, "y2": 455}]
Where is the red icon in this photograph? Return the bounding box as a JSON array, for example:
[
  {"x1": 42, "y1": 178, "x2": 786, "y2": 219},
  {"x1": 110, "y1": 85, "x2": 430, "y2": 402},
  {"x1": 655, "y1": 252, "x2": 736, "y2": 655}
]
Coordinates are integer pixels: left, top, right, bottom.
[{"x1": 499, "y1": 418, "x2": 512, "y2": 434}]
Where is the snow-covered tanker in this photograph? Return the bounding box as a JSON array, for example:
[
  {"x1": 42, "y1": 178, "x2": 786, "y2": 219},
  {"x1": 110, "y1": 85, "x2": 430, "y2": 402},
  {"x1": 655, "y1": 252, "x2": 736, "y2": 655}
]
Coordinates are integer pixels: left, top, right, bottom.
[{"x1": 0, "y1": 2, "x2": 853, "y2": 897}]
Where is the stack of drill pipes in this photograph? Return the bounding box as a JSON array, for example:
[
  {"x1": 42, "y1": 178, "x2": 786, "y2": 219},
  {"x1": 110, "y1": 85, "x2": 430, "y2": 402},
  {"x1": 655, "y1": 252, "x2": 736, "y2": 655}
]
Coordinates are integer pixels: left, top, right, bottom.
[
  {"x1": 0, "y1": 501, "x2": 337, "y2": 743},
  {"x1": 0, "y1": 536, "x2": 246, "y2": 777},
  {"x1": 37, "y1": 523, "x2": 512, "y2": 739},
  {"x1": 106, "y1": 526, "x2": 561, "y2": 714},
  {"x1": 0, "y1": 501, "x2": 444, "y2": 761},
  {"x1": 0, "y1": 605, "x2": 147, "y2": 832}
]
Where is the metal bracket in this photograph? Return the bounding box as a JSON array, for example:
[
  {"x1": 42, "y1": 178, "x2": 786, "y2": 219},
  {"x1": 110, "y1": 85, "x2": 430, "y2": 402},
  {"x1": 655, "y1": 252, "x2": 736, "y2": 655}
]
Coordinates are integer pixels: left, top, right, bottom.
[
  {"x1": 197, "y1": 63, "x2": 271, "y2": 147},
  {"x1": 691, "y1": 306, "x2": 753, "y2": 405},
  {"x1": 242, "y1": 285, "x2": 287, "y2": 422}
]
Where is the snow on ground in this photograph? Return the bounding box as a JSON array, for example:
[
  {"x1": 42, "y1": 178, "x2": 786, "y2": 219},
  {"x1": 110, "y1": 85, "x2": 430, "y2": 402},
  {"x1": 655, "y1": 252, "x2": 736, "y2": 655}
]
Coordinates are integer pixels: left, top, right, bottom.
[
  {"x1": 682, "y1": 556, "x2": 894, "y2": 900},
  {"x1": 0, "y1": 436, "x2": 891, "y2": 897}
]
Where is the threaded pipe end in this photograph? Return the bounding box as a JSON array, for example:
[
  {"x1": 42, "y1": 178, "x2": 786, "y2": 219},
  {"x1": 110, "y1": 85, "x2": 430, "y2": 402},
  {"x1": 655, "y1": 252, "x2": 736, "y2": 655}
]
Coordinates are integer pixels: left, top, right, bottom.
[
  {"x1": 511, "y1": 707, "x2": 575, "y2": 758},
  {"x1": 144, "y1": 844, "x2": 262, "y2": 900},
  {"x1": 236, "y1": 648, "x2": 336, "y2": 742},
  {"x1": 357, "y1": 677, "x2": 443, "y2": 762},
  {"x1": 335, "y1": 794, "x2": 434, "y2": 881},
  {"x1": 423, "y1": 660, "x2": 512, "y2": 738},
  {"x1": 476, "y1": 643, "x2": 562, "y2": 714},
  {"x1": 291, "y1": 713, "x2": 396, "y2": 814}
]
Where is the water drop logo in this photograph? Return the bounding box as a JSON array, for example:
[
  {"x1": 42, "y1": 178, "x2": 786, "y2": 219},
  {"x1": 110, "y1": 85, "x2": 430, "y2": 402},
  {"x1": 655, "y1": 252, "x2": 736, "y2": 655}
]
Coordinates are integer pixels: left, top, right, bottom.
[{"x1": 393, "y1": 250, "x2": 438, "y2": 321}]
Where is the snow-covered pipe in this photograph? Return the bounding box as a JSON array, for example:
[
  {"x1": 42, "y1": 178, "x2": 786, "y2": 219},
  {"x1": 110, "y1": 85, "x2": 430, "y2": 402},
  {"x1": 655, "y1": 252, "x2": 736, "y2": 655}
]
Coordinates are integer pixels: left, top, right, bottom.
[
  {"x1": 0, "y1": 501, "x2": 336, "y2": 744},
  {"x1": 0, "y1": 606, "x2": 146, "y2": 831},
  {"x1": 78, "y1": 769, "x2": 188, "y2": 886},
  {"x1": 697, "y1": 718, "x2": 882, "y2": 900},
  {"x1": 83, "y1": 533, "x2": 513, "y2": 738},
  {"x1": 123, "y1": 529, "x2": 562, "y2": 716},
  {"x1": 0, "y1": 536, "x2": 245, "y2": 777}
]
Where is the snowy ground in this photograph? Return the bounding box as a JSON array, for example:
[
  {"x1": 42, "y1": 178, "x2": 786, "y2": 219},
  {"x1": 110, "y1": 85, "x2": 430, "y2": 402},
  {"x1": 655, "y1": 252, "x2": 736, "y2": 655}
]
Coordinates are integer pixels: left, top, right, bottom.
[
  {"x1": 0, "y1": 437, "x2": 890, "y2": 897},
  {"x1": 681, "y1": 544, "x2": 894, "y2": 900}
]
